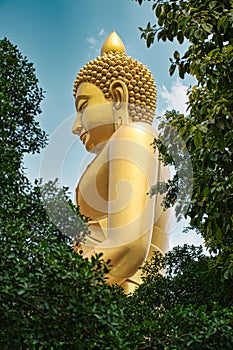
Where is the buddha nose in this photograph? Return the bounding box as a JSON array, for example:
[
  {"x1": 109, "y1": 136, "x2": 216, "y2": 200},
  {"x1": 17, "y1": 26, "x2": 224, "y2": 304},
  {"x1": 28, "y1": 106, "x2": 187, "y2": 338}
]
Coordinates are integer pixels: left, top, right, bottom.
[{"x1": 72, "y1": 112, "x2": 83, "y2": 135}]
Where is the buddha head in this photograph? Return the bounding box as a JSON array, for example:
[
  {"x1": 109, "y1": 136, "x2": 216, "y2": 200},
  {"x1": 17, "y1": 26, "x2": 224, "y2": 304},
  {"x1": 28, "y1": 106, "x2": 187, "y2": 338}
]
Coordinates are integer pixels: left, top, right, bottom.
[{"x1": 72, "y1": 32, "x2": 157, "y2": 152}]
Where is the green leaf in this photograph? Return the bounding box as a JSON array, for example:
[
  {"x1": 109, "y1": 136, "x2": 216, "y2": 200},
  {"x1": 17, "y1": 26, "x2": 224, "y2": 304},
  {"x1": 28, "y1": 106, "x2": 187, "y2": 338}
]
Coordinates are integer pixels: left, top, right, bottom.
[
  {"x1": 177, "y1": 31, "x2": 184, "y2": 44},
  {"x1": 197, "y1": 123, "x2": 208, "y2": 133},
  {"x1": 194, "y1": 29, "x2": 204, "y2": 40},
  {"x1": 209, "y1": 1, "x2": 217, "y2": 10},
  {"x1": 169, "y1": 64, "x2": 176, "y2": 76},
  {"x1": 155, "y1": 4, "x2": 162, "y2": 17},
  {"x1": 209, "y1": 152, "x2": 218, "y2": 161},
  {"x1": 194, "y1": 132, "x2": 202, "y2": 148},
  {"x1": 201, "y1": 22, "x2": 213, "y2": 33},
  {"x1": 18, "y1": 289, "x2": 26, "y2": 295},
  {"x1": 178, "y1": 63, "x2": 185, "y2": 78},
  {"x1": 174, "y1": 50, "x2": 180, "y2": 60}
]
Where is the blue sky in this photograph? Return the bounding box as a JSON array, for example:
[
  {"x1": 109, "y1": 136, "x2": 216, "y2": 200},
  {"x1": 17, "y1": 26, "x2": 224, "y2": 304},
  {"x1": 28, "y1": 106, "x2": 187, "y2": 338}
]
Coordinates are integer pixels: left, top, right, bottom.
[{"x1": 1, "y1": 0, "x2": 203, "y2": 248}]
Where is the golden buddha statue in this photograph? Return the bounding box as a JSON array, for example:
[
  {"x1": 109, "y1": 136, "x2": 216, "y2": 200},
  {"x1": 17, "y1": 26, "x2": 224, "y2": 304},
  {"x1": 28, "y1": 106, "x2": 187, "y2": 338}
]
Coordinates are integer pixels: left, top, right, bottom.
[{"x1": 72, "y1": 32, "x2": 170, "y2": 293}]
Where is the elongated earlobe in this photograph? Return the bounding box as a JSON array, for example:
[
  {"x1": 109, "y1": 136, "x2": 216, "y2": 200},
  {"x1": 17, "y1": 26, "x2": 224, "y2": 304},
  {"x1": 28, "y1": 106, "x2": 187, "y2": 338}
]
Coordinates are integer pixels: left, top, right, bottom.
[{"x1": 110, "y1": 80, "x2": 129, "y2": 129}]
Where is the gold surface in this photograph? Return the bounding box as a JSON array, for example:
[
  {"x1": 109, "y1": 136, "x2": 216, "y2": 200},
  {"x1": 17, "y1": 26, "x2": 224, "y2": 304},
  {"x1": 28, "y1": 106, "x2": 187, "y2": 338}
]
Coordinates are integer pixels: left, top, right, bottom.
[
  {"x1": 73, "y1": 33, "x2": 156, "y2": 124},
  {"x1": 72, "y1": 33, "x2": 171, "y2": 293},
  {"x1": 101, "y1": 31, "x2": 126, "y2": 55}
]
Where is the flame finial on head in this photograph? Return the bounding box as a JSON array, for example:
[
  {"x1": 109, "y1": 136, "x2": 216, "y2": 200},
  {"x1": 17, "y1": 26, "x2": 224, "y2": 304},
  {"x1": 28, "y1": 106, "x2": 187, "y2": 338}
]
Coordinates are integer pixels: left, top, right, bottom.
[{"x1": 101, "y1": 31, "x2": 126, "y2": 55}]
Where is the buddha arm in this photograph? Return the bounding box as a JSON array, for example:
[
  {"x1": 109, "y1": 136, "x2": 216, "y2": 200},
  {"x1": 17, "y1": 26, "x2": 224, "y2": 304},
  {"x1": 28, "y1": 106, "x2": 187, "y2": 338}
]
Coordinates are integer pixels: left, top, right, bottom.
[{"x1": 84, "y1": 125, "x2": 157, "y2": 284}]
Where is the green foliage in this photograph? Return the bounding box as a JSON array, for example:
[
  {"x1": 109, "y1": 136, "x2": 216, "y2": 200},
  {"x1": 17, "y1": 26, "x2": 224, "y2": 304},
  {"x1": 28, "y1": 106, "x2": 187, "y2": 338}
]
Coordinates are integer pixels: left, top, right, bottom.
[
  {"x1": 135, "y1": 0, "x2": 233, "y2": 273},
  {"x1": 135, "y1": 245, "x2": 233, "y2": 310},
  {"x1": 0, "y1": 224, "x2": 123, "y2": 349},
  {"x1": 149, "y1": 110, "x2": 193, "y2": 220},
  {"x1": 127, "y1": 303, "x2": 233, "y2": 349},
  {"x1": 0, "y1": 37, "x2": 47, "y2": 156},
  {"x1": 0, "y1": 38, "x2": 124, "y2": 349},
  {"x1": 121, "y1": 245, "x2": 233, "y2": 349}
]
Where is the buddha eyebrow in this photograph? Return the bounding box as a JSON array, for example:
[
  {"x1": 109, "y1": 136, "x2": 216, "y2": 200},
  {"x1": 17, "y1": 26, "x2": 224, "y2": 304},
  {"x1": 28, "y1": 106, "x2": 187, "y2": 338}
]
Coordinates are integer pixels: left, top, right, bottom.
[{"x1": 75, "y1": 94, "x2": 89, "y2": 110}]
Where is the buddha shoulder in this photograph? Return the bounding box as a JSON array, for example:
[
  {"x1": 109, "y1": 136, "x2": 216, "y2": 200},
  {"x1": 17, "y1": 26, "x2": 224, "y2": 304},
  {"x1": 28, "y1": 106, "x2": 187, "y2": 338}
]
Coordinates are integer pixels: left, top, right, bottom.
[{"x1": 110, "y1": 122, "x2": 157, "y2": 150}]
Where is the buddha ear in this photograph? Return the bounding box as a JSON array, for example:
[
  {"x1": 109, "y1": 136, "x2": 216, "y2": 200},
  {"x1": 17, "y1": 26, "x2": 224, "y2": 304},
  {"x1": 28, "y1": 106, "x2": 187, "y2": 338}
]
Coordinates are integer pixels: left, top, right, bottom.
[
  {"x1": 109, "y1": 80, "x2": 129, "y2": 128},
  {"x1": 109, "y1": 79, "x2": 129, "y2": 109}
]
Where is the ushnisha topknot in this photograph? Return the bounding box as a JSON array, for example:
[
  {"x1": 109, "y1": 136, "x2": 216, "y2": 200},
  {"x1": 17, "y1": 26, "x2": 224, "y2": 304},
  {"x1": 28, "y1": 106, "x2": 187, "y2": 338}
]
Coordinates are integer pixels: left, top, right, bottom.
[{"x1": 73, "y1": 32, "x2": 156, "y2": 124}]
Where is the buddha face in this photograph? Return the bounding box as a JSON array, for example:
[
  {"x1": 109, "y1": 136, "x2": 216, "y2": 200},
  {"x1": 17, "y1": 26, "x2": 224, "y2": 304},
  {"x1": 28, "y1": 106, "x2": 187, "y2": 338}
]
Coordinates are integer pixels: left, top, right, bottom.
[{"x1": 72, "y1": 82, "x2": 115, "y2": 152}]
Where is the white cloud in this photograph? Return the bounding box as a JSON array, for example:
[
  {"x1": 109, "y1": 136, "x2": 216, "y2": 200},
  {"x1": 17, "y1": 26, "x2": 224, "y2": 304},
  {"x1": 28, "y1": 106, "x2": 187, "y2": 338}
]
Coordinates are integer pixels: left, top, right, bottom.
[
  {"x1": 87, "y1": 37, "x2": 97, "y2": 46},
  {"x1": 159, "y1": 79, "x2": 189, "y2": 114},
  {"x1": 86, "y1": 29, "x2": 107, "y2": 57},
  {"x1": 98, "y1": 28, "x2": 105, "y2": 36}
]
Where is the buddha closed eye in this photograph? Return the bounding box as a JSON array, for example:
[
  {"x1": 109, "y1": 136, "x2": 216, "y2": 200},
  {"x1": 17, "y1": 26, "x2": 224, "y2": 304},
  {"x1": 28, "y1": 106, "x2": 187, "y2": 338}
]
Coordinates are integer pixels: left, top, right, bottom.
[{"x1": 77, "y1": 99, "x2": 88, "y2": 113}]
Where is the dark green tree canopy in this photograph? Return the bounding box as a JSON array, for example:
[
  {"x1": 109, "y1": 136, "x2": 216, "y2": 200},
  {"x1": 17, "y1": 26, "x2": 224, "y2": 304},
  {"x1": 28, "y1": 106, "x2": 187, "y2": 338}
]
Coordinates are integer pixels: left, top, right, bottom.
[
  {"x1": 0, "y1": 38, "x2": 47, "y2": 156},
  {"x1": 121, "y1": 245, "x2": 233, "y2": 349},
  {"x1": 0, "y1": 38, "x2": 124, "y2": 349},
  {"x1": 134, "y1": 0, "x2": 233, "y2": 272}
]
